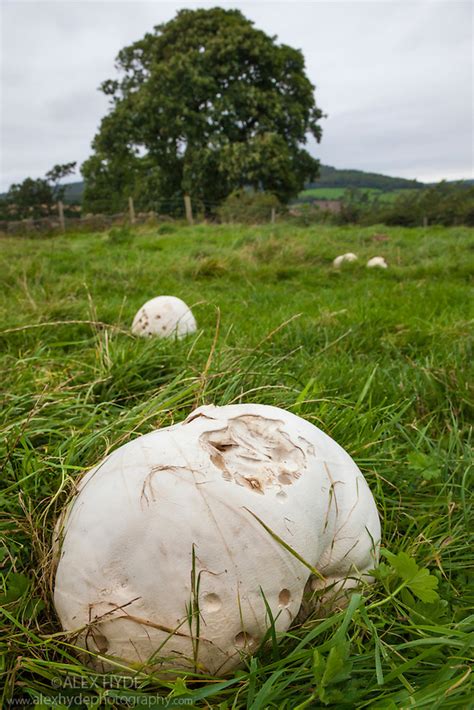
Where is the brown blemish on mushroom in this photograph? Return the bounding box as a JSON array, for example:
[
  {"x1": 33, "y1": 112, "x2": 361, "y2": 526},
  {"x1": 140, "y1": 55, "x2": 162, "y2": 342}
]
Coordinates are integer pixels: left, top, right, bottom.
[
  {"x1": 247, "y1": 478, "x2": 264, "y2": 493},
  {"x1": 184, "y1": 408, "x2": 220, "y2": 426},
  {"x1": 278, "y1": 589, "x2": 291, "y2": 607},
  {"x1": 200, "y1": 415, "x2": 311, "y2": 494}
]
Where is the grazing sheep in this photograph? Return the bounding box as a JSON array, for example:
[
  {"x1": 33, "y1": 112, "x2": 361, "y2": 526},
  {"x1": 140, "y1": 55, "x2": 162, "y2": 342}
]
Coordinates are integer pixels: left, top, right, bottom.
[
  {"x1": 367, "y1": 256, "x2": 388, "y2": 269},
  {"x1": 333, "y1": 253, "x2": 358, "y2": 268}
]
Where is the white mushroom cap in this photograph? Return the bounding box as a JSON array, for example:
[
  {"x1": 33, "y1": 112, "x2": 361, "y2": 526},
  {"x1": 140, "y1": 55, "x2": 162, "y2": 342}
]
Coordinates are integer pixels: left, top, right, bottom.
[
  {"x1": 54, "y1": 403, "x2": 380, "y2": 677},
  {"x1": 131, "y1": 296, "x2": 197, "y2": 338},
  {"x1": 366, "y1": 256, "x2": 388, "y2": 269},
  {"x1": 333, "y1": 253, "x2": 358, "y2": 268}
]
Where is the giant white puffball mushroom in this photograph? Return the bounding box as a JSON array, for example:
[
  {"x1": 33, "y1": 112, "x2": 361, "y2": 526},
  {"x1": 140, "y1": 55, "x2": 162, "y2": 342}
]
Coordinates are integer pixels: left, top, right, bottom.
[
  {"x1": 333, "y1": 253, "x2": 358, "y2": 268},
  {"x1": 366, "y1": 256, "x2": 388, "y2": 269},
  {"x1": 54, "y1": 404, "x2": 380, "y2": 676},
  {"x1": 131, "y1": 296, "x2": 197, "y2": 338}
]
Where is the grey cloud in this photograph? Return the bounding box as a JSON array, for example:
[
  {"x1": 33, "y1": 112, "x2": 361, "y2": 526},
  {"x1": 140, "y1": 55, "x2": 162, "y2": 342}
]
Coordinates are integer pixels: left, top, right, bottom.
[
  {"x1": 47, "y1": 89, "x2": 108, "y2": 124},
  {"x1": 1, "y1": 0, "x2": 472, "y2": 190}
]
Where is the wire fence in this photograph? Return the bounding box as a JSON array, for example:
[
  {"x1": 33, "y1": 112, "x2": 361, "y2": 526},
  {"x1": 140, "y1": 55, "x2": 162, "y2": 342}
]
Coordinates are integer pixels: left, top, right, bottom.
[{"x1": 0, "y1": 193, "x2": 285, "y2": 236}]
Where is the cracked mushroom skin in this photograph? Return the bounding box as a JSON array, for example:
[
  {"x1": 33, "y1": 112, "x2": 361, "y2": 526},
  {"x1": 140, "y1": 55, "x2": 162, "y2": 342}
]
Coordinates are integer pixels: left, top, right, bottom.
[
  {"x1": 131, "y1": 296, "x2": 197, "y2": 338},
  {"x1": 54, "y1": 404, "x2": 380, "y2": 676}
]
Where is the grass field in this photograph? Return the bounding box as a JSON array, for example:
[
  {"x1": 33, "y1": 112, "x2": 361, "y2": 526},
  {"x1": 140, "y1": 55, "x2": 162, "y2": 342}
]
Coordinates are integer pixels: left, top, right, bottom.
[
  {"x1": 297, "y1": 188, "x2": 418, "y2": 202},
  {"x1": 1, "y1": 222, "x2": 473, "y2": 708},
  {"x1": 298, "y1": 187, "x2": 351, "y2": 200}
]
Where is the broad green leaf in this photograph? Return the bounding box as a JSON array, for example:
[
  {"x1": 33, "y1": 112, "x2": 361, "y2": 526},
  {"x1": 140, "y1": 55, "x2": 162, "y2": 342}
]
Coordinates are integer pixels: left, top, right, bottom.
[
  {"x1": 382, "y1": 550, "x2": 439, "y2": 603},
  {"x1": 407, "y1": 451, "x2": 442, "y2": 480},
  {"x1": 407, "y1": 567, "x2": 440, "y2": 603},
  {"x1": 383, "y1": 550, "x2": 419, "y2": 579},
  {"x1": 372, "y1": 562, "x2": 392, "y2": 581},
  {"x1": 0, "y1": 572, "x2": 30, "y2": 604}
]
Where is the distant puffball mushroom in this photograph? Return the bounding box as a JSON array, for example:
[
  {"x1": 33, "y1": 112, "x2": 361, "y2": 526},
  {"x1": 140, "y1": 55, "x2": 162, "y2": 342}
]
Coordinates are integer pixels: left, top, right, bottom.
[
  {"x1": 54, "y1": 404, "x2": 380, "y2": 676},
  {"x1": 333, "y1": 253, "x2": 358, "y2": 268},
  {"x1": 131, "y1": 296, "x2": 197, "y2": 338},
  {"x1": 366, "y1": 256, "x2": 388, "y2": 269}
]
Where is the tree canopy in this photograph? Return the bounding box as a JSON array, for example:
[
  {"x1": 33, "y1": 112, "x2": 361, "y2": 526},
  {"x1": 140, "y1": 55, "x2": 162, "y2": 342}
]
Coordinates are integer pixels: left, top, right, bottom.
[{"x1": 82, "y1": 8, "x2": 323, "y2": 213}]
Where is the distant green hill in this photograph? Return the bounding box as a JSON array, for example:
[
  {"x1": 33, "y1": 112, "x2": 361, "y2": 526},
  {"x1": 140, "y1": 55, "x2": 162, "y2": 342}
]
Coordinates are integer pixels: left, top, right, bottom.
[
  {"x1": 62, "y1": 181, "x2": 84, "y2": 204},
  {"x1": 59, "y1": 167, "x2": 424, "y2": 205},
  {"x1": 2, "y1": 168, "x2": 471, "y2": 207},
  {"x1": 427, "y1": 178, "x2": 474, "y2": 187},
  {"x1": 0, "y1": 181, "x2": 84, "y2": 205},
  {"x1": 310, "y1": 165, "x2": 423, "y2": 191}
]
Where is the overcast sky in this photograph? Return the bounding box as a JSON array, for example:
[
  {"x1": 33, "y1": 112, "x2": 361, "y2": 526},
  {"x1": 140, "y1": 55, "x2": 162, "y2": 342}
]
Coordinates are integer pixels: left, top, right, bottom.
[{"x1": 1, "y1": 0, "x2": 472, "y2": 190}]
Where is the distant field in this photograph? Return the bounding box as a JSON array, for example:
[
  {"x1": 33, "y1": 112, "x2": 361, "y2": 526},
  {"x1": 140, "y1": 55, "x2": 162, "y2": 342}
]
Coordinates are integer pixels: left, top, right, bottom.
[
  {"x1": 380, "y1": 188, "x2": 419, "y2": 202},
  {"x1": 298, "y1": 186, "x2": 351, "y2": 199},
  {"x1": 297, "y1": 187, "x2": 420, "y2": 202},
  {"x1": 1, "y1": 223, "x2": 473, "y2": 707}
]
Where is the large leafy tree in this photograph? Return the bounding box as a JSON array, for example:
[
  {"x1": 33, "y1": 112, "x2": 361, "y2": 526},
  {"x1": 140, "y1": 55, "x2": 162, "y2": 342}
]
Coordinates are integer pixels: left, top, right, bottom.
[{"x1": 82, "y1": 8, "x2": 323, "y2": 213}]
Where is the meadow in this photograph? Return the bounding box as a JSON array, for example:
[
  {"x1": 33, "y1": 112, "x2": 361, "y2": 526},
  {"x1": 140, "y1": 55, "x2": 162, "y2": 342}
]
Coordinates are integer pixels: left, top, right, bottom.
[
  {"x1": 1, "y1": 222, "x2": 473, "y2": 708},
  {"x1": 297, "y1": 188, "x2": 418, "y2": 202}
]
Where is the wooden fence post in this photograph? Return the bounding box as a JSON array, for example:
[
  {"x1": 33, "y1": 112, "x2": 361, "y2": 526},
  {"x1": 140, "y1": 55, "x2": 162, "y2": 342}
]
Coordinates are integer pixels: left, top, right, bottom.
[
  {"x1": 423, "y1": 216, "x2": 428, "y2": 228},
  {"x1": 184, "y1": 193, "x2": 194, "y2": 225},
  {"x1": 128, "y1": 196, "x2": 136, "y2": 224},
  {"x1": 58, "y1": 201, "x2": 65, "y2": 233},
  {"x1": 270, "y1": 207, "x2": 276, "y2": 224}
]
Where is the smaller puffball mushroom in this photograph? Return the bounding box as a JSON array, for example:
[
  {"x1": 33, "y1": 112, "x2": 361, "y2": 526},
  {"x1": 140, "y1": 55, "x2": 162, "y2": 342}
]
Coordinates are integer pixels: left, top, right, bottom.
[
  {"x1": 132, "y1": 296, "x2": 197, "y2": 339},
  {"x1": 333, "y1": 253, "x2": 358, "y2": 268},
  {"x1": 367, "y1": 256, "x2": 388, "y2": 269}
]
